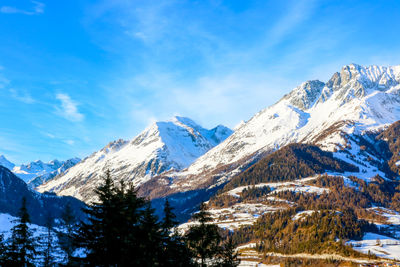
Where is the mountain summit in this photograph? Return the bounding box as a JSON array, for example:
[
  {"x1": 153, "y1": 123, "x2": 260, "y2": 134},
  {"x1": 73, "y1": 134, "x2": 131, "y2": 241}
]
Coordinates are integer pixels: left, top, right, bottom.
[
  {"x1": 38, "y1": 64, "x2": 400, "y2": 212},
  {"x1": 135, "y1": 64, "x2": 400, "y2": 200},
  {"x1": 37, "y1": 116, "x2": 232, "y2": 202}
]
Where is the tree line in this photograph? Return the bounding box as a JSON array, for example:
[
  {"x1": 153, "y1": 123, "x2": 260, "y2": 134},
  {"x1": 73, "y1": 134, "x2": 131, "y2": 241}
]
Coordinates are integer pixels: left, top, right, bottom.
[{"x1": 0, "y1": 171, "x2": 240, "y2": 267}]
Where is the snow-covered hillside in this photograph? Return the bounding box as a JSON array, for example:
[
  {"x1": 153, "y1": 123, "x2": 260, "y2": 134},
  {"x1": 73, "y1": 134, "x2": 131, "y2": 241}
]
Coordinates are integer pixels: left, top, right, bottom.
[
  {"x1": 37, "y1": 116, "x2": 232, "y2": 202},
  {"x1": 152, "y1": 64, "x2": 400, "y2": 194},
  {"x1": 0, "y1": 155, "x2": 80, "y2": 185}
]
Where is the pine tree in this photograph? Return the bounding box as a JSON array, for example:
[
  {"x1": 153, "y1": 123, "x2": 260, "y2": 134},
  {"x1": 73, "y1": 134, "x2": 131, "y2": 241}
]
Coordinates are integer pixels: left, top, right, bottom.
[
  {"x1": 215, "y1": 237, "x2": 240, "y2": 267},
  {"x1": 0, "y1": 234, "x2": 7, "y2": 265},
  {"x1": 41, "y1": 214, "x2": 55, "y2": 267},
  {"x1": 161, "y1": 199, "x2": 194, "y2": 267},
  {"x1": 162, "y1": 198, "x2": 178, "y2": 233},
  {"x1": 117, "y1": 182, "x2": 146, "y2": 266},
  {"x1": 75, "y1": 170, "x2": 122, "y2": 266},
  {"x1": 185, "y1": 202, "x2": 221, "y2": 267},
  {"x1": 7, "y1": 197, "x2": 36, "y2": 266},
  {"x1": 57, "y1": 202, "x2": 77, "y2": 266},
  {"x1": 139, "y1": 202, "x2": 163, "y2": 266}
]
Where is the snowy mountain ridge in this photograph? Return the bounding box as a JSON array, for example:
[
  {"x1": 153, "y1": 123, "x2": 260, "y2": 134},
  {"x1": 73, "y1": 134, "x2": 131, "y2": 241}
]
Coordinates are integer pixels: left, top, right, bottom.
[
  {"x1": 37, "y1": 116, "x2": 233, "y2": 202},
  {"x1": 139, "y1": 63, "x2": 400, "y2": 196},
  {"x1": 0, "y1": 155, "x2": 81, "y2": 185},
  {"x1": 36, "y1": 63, "x2": 400, "y2": 206}
]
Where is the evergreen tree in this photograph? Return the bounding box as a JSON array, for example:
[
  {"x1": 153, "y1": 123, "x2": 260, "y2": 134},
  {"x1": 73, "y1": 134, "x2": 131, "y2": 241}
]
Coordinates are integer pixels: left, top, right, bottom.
[
  {"x1": 138, "y1": 202, "x2": 163, "y2": 266},
  {"x1": 161, "y1": 199, "x2": 195, "y2": 267},
  {"x1": 185, "y1": 203, "x2": 221, "y2": 267},
  {"x1": 215, "y1": 237, "x2": 240, "y2": 267},
  {"x1": 58, "y1": 202, "x2": 77, "y2": 266},
  {"x1": 7, "y1": 197, "x2": 36, "y2": 266},
  {"x1": 41, "y1": 214, "x2": 55, "y2": 267},
  {"x1": 0, "y1": 234, "x2": 8, "y2": 265},
  {"x1": 117, "y1": 182, "x2": 146, "y2": 266},
  {"x1": 162, "y1": 198, "x2": 178, "y2": 233},
  {"x1": 75, "y1": 170, "x2": 123, "y2": 266}
]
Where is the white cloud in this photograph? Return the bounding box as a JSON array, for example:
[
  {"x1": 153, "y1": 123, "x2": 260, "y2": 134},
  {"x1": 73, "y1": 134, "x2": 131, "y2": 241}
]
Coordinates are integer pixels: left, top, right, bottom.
[
  {"x1": 1, "y1": 1, "x2": 44, "y2": 15},
  {"x1": 42, "y1": 132, "x2": 55, "y2": 139},
  {"x1": 56, "y1": 93, "x2": 84, "y2": 122},
  {"x1": 0, "y1": 76, "x2": 9, "y2": 89},
  {"x1": 9, "y1": 88, "x2": 35, "y2": 104},
  {"x1": 64, "y1": 140, "x2": 75, "y2": 145}
]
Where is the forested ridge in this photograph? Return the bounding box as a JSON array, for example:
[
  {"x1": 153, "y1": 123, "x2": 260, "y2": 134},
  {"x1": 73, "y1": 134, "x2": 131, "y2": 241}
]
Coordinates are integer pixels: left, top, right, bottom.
[
  {"x1": 0, "y1": 172, "x2": 240, "y2": 267},
  {"x1": 224, "y1": 144, "x2": 358, "y2": 190}
]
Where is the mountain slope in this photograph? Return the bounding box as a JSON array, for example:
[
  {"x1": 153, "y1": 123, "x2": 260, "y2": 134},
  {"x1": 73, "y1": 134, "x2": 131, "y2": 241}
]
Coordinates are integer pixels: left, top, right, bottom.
[
  {"x1": 37, "y1": 116, "x2": 232, "y2": 202},
  {"x1": 0, "y1": 166, "x2": 85, "y2": 226},
  {"x1": 0, "y1": 155, "x2": 15, "y2": 171},
  {"x1": 143, "y1": 64, "x2": 400, "y2": 198},
  {"x1": 224, "y1": 143, "x2": 359, "y2": 190}
]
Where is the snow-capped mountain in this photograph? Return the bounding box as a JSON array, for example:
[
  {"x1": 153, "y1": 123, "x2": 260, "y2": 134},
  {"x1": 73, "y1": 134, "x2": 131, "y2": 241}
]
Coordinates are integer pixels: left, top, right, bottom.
[
  {"x1": 0, "y1": 155, "x2": 15, "y2": 171},
  {"x1": 139, "y1": 64, "x2": 400, "y2": 197},
  {"x1": 36, "y1": 64, "x2": 400, "y2": 210},
  {"x1": 27, "y1": 157, "x2": 81, "y2": 188},
  {"x1": 0, "y1": 156, "x2": 81, "y2": 185},
  {"x1": 37, "y1": 116, "x2": 232, "y2": 202}
]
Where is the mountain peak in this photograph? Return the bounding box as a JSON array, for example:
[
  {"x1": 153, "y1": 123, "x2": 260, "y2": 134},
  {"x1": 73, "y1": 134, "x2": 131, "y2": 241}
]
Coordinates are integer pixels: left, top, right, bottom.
[
  {"x1": 0, "y1": 155, "x2": 15, "y2": 171},
  {"x1": 282, "y1": 64, "x2": 400, "y2": 111},
  {"x1": 282, "y1": 79, "x2": 325, "y2": 110},
  {"x1": 38, "y1": 116, "x2": 232, "y2": 202},
  {"x1": 170, "y1": 115, "x2": 198, "y2": 125}
]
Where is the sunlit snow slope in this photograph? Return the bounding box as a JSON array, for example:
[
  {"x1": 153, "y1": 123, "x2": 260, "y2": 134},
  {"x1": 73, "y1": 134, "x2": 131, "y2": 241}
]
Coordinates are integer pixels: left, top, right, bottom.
[
  {"x1": 145, "y1": 64, "x2": 400, "y2": 195},
  {"x1": 37, "y1": 116, "x2": 232, "y2": 202}
]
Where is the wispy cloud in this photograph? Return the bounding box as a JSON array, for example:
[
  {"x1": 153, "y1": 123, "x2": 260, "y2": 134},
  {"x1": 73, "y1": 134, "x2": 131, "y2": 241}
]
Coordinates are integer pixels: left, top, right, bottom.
[
  {"x1": 267, "y1": 0, "x2": 317, "y2": 45},
  {"x1": 0, "y1": 76, "x2": 9, "y2": 89},
  {"x1": 64, "y1": 139, "x2": 75, "y2": 145},
  {"x1": 55, "y1": 93, "x2": 84, "y2": 122},
  {"x1": 42, "y1": 132, "x2": 56, "y2": 139},
  {"x1": 1, "y1": 1, "x2": 45, "y2": 15},
  {"x1": 9, "y1": 88, "x2": 35, "y2": 104}
]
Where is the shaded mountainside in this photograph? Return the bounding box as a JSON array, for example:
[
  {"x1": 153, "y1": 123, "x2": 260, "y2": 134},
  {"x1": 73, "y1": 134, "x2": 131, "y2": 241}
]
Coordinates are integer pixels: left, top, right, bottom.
[
  {"x1": 224, "y1": 144, "x2": 358, "y2": 190},
  {"x1": 0, "y1": 166, "x2": 85, "y2": 226},
  {"x1": 377, "y1": 120, "x2": 400, "y2": 175}
]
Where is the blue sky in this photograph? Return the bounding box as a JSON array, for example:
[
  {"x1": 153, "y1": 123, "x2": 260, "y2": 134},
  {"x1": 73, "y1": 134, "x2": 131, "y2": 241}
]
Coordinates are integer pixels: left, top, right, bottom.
[{"x1": 1, "y1": 0, "x2": 400, "y2": 164}]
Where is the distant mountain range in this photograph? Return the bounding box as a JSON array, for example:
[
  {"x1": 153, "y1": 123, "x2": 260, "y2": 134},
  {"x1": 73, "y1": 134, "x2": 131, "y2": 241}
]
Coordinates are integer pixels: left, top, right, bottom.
[{"x1": 0, "y1": 155, "x2": 80, "y2": 187}]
